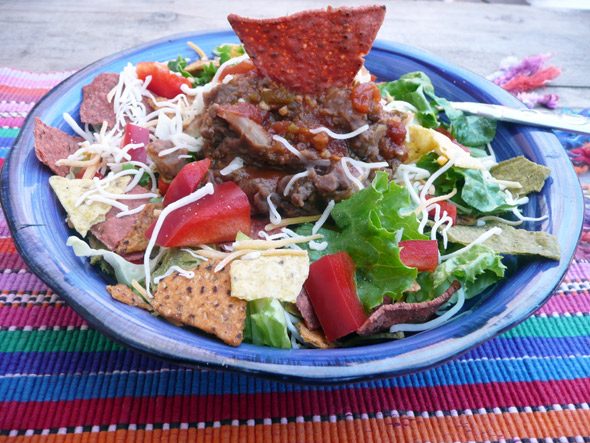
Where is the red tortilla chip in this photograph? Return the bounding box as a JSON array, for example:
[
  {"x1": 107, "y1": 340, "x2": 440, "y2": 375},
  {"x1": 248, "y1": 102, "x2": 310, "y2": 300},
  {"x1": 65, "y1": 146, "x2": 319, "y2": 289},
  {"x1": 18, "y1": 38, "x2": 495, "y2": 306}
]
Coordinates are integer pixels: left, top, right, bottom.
[
  {"x1": 34, "y1": 118, "x2": 83, "y2": 177},
  {"x1": 357, "y1": 281, "x2": 461, "y2": 336},
  {"x1": 228, "y1": 5, "x2": 386, "y2": 93}
]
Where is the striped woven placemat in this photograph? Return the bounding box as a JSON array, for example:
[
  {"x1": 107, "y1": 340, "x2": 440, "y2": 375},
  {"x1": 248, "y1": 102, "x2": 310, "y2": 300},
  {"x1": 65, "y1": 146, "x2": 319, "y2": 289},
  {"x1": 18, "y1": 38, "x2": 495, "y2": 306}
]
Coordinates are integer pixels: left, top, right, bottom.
[{"x1": 1, "y1": 67, "x2": 589, "y2": 442}]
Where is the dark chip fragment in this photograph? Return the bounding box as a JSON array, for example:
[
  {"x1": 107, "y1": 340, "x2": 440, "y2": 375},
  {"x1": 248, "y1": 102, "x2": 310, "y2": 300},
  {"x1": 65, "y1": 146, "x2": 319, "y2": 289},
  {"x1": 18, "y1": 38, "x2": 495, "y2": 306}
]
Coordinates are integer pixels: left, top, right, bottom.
[
  {"x1": 80, "y1": 73, "x2": 119, "y2": 129},
  {"x1": 34, "y1": 118, "x2": 83, "y2": 177},
  {"x1": 357, "y1": 281, "x2": 461, "y2": 335},
  {"x1": 90, "y1": 185, "x2": 152, "y2": 251},
  {"x1": 107, "y1": 283, "x2": 152, "y2": 311},
  {"x1": 228, "y1": 5, "x2": 386, "y2": 93}
]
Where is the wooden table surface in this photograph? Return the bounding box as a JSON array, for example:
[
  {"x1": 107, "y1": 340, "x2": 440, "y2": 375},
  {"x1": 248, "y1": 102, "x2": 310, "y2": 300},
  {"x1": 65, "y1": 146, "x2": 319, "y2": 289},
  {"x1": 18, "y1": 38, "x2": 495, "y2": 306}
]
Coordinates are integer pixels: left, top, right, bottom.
[{"x1": 1, "y1": 0, "x2": 589, "y2": 109}]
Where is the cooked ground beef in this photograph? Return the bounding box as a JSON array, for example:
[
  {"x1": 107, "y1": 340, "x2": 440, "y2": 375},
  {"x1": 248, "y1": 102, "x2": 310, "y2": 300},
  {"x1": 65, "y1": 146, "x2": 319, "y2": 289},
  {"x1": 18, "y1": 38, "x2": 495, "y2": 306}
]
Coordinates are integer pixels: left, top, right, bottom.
[
  {"x1": 146, "y1": 139, "x2": 188, "y2": 180},
  {"x1": 199, "y1": 67, "x2": 407, "y2": 216}
]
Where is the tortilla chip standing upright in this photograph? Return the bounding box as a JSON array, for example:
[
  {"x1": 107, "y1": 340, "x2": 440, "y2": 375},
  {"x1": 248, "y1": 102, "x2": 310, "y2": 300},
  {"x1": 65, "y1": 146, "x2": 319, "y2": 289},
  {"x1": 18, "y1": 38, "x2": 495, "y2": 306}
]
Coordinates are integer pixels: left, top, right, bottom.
[{"x1": 228, "y1": 5, "x2": 386, "y2": 94}]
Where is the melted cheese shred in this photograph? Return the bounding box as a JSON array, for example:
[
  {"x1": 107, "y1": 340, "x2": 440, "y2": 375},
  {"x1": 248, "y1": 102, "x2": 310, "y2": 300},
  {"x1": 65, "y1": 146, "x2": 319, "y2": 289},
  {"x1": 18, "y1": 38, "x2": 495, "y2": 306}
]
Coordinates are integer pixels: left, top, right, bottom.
[
  {"x1": 265, "y1": 215, "x2": 321, "y2": 231},
  {"x1": 143, "y1": 183, "x2": 215, "y2": 298},
  {"x1": 232, "y1": 234, "x2": 323, "y2": 251},
  {"x1": 213, "y1": 248, "x2": 307, "y2": 273}
]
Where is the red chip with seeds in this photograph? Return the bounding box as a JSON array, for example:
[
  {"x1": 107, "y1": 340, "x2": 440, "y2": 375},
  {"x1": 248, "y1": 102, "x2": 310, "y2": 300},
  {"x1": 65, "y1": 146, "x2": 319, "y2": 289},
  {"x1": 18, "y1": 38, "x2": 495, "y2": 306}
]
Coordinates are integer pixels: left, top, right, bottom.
[{"x1": 227, "y1": 5, "x2": 386, "y2": 94}]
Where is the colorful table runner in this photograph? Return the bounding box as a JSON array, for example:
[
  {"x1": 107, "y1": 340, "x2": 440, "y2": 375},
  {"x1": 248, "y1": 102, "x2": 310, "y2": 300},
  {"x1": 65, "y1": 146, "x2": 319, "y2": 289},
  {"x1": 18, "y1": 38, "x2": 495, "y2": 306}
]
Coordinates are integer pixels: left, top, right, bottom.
[{"x1": 1, "y1": 67, "x2": 590, "y2": 442}]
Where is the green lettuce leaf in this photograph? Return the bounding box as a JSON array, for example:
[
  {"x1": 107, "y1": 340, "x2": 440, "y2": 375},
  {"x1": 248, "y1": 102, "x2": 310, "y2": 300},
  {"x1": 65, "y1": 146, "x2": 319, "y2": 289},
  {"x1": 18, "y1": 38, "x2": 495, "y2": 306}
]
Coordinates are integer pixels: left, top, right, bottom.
[
  {"x1": 433, "y1": 244, "x2": 506, "y2": 299},
  {"x1": 67, "y1": 236, "x2": 144, "y2": 286},
  {"x1": 329, "y1": 173, "x2": 424, "y2": 310},
  {"x1": 417, "y1": 153, "x2": 514, "y2": 214},
  {"x1": 378, "y1": 72, "x2": 440, "y2": 129},
  {"x1": 244, "y1": 298, "x2": 291, "y2": 349},
  {"x1": 378, "y1": 71, "x2": 496, "y2": 147}
]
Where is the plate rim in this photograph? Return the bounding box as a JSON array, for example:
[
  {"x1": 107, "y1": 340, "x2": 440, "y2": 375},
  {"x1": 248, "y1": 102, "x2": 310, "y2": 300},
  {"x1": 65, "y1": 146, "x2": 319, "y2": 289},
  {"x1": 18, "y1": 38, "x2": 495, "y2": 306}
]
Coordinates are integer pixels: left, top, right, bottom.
[{"x1": 0, "y1": 30, "x2": 583, "y2": 384}]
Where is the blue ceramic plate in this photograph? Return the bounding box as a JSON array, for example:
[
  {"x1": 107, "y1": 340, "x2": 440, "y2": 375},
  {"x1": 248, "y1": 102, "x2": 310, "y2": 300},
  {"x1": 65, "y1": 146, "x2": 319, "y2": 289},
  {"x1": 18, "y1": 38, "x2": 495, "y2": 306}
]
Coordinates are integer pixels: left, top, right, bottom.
[{"x1": 1, "y1": 31, "x2": 583, "y2": 384}]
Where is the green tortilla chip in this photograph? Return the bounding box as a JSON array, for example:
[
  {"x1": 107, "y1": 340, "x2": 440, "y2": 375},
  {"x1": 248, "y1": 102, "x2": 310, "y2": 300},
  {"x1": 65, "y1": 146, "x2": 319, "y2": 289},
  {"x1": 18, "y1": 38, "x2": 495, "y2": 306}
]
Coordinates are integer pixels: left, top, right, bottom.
[
  {"x1": 447, "y1": 222, "x2": 560, "y2": 260},
  {"x1": 490, "y1": 156, "x2": 550, "y2": 198}
]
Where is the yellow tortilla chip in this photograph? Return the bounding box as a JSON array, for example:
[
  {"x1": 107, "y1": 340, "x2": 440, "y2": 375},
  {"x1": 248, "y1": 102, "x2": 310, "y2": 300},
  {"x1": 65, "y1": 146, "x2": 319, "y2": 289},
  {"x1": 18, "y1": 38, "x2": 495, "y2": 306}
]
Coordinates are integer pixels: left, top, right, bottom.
[
  {"x1": 230, "y1": 254, "x2": 309, "y2": 303},
  {"x1": 406, "y1": 125, "x2": 484, "y2": 170},
  {"x1": 49, "y1": 176, "x2": 130, "y2": 237}
]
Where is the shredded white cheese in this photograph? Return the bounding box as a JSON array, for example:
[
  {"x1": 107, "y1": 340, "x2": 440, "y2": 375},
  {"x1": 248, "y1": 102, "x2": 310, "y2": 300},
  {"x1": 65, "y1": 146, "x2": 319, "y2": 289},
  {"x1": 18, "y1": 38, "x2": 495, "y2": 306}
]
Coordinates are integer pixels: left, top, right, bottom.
[
  {"x1": 219, "y1": 157, "x2": 245, "y2": 176},
  {"x1": 272, "y1": 135, "x2": 305, "y2": 160},
  {"x1": 309, "y1": 124, "x2": 369, "y2": 140},
  {"x1": 267, "y1": 194, "x2": 282, "y2": 225},
  {"x1": 283, "y1": 170, "x2": 311, "y2": 196},
  {"x1": 312, "y1": 200, "x2": 335, "y2": 235},
  {"x1": 153, "y1": 266, "x2": 196, "y2": 285}
]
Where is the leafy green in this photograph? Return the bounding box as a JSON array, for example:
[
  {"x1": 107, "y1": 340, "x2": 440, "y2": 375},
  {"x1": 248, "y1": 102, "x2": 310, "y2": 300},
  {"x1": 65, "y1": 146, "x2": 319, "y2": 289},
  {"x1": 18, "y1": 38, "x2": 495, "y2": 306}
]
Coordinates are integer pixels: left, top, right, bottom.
[
  {"x1": 417, "y1": 153, "x2": 514, "y2": 214},
  {"x1": 378, "y1": 72, "x2": 439, "y2": 129},
  {"x1": 121, "y1": 164, "x2": 150, "y2": 187},
  {"x1": 213, "y1": 44, "x2": 244, "y2": 64},
  {"x1": 378, "y1": 72, "x2": 496, "y2": 147},
  {"x1": 167, "y1": 55, "x2": 193, "y2": 79},
  {"x1": 435, "y1": 97, "x2": 497, "y2": 147},
  {"x1": 67, "y1": 236, "x2": 144, "y2": 286},
  {"x1": 405, "y1": 272, "x2": 435, "y2": 303},
  {"x1": 433, "y1": 244, "x2": 506, "y2": 299},
  {"x1": 244, "y1": 298, "x2": 291, "y2": 349},
  {"x1": 304, "y1": 173, "x2": 425, "y2": 311}
]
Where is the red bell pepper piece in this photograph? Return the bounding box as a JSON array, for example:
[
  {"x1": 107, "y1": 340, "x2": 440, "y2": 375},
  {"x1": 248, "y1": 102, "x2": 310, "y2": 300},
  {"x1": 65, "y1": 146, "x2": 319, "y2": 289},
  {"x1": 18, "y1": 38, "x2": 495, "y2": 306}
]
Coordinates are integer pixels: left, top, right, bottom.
[
  {"x1": 399, "y1": 240, "x2": 439, "y2": 273},
  {"x1": 121, "y1": 123, "x2": 149, "y2": 163},
  {"x1": 136, "y1": 62, "x2": 192, "y2": 99},
  {"x1": 145, "y1": 181, "x2": 251, "y2": 247},
  {"x1": 163, "y1": 158, "x2": 211, "y2": 207},
  {"x1": 158, "y1": 176, "x2": 171, "y2": 196},
  {"x1": 304, "y1": 251, "x2": 368, "y2": 342},
  {"x1": 75, "y1": 169, "x2": 104, "y2": 180},
  {"x1": 426, "y1": 196, "x2": 457, "y2": 225}
]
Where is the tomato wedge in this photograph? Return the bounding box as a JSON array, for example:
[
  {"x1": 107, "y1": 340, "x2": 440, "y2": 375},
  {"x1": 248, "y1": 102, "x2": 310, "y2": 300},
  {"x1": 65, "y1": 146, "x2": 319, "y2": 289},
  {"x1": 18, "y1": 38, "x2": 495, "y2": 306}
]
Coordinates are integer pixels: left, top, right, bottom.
[
  {"x1": 399, "y1": 240, "x2": 439, "y2": 273},
  {"x1": 136, "y1": 62, "x2": 192, "y2": 99},
  {"x1": 218, "y1": 59, "x2": 256, "y2": 82},
  {"x1": 426, "y1": 196, "x2": 457, "y2": 225},
  {"x1": 304, "y1": 251, "x2": 368, "y2": 342},
  {"x1": 121, "y1": 123, "x2": 149, "y2": 163},
  {"x1": 145, "y1": 181, "x2": 251, "y2": 247},
  {"x1": 163, "y1": 158, "x2": 211, "y2": 207}
]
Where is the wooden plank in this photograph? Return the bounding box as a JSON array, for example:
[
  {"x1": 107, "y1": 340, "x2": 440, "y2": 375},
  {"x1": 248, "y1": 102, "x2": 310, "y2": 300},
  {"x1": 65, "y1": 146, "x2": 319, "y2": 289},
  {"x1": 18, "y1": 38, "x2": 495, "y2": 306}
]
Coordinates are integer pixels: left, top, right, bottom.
[{"x1": 1, "y1": 0, "x2": 588, "y2": 108}]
